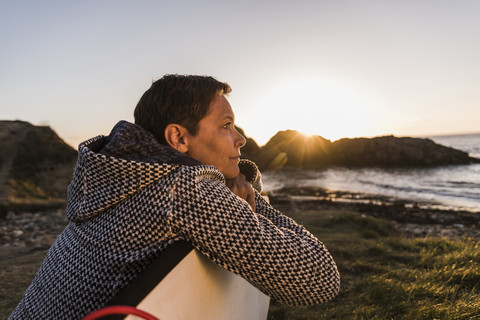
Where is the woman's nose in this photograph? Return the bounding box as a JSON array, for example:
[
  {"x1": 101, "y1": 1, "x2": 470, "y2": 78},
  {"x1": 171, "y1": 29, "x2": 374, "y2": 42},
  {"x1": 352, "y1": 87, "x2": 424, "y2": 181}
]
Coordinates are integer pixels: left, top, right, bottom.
[{"x1": 235, "y1": 128, "x2": 246, "y2": 148}]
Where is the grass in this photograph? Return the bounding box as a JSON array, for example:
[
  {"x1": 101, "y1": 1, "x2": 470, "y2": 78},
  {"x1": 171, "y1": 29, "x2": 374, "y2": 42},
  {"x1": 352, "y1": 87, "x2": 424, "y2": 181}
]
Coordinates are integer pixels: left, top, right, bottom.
[
  {"x1": 1, "y1": 210, "x2": 480, "y2": 319},
  {"x1": 0, "y1": 249, "x2": 48, "y2": 319},
  {"x1": 8, "y1": 179, "x2": 50, "y2": 200},
  {"x1": 267, "y1": 210, "x2": 480, "y2": 320}
]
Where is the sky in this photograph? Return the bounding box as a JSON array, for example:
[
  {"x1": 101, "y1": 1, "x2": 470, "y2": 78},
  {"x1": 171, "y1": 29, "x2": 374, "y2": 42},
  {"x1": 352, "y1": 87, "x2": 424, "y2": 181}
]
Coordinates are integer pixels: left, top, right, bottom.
[{"x1": 1, "y1": 0, "x2": 479, "y2": 148}]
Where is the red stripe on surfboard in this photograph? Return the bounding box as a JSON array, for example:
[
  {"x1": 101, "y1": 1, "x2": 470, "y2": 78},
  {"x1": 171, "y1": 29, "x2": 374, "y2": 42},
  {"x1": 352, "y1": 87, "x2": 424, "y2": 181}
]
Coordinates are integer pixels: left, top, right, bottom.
[{"x1": 81, "y1": 305, "x2": 160, "y2": 320}]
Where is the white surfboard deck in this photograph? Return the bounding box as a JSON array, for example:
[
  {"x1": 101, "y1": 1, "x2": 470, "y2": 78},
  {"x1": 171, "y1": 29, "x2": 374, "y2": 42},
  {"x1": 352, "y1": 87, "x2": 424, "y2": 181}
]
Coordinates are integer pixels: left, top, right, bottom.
[{"x1": 125, "y1": 249, "x2": 270, "y2": 320}]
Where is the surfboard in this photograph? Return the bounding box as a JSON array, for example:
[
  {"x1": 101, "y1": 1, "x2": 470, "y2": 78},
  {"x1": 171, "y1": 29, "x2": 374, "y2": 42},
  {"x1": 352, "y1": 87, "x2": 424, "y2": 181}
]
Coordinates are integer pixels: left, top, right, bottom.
[{"x1": 122, "y1": 249, "x2": 270, "y2": 320}]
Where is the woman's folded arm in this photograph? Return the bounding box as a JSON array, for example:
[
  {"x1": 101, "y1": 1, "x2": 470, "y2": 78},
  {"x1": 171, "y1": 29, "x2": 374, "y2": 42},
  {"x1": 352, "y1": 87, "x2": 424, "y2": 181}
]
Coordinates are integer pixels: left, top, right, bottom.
[{"x1": 168, "y1": 168, "x2": 340, "y2": 305}]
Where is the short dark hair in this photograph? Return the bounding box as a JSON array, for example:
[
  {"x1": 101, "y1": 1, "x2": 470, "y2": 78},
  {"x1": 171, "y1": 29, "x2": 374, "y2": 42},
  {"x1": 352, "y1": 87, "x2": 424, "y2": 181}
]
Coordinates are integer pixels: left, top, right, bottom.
[{"x1": 134, "y1": 74, "x2": 231, "y2": 144}]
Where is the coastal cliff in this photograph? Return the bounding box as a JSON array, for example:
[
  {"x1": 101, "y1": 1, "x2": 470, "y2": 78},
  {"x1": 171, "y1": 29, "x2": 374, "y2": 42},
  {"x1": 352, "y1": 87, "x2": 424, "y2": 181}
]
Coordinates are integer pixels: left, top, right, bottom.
[{"x1": 0, "y1": 121, "x2": 77, "y2": 216}]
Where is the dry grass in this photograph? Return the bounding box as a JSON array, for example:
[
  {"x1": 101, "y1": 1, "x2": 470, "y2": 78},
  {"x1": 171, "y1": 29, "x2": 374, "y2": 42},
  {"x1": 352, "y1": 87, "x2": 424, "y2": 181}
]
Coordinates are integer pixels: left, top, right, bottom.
[
  {"x1": 268, "y1": 210, "x2": 480, "y2": 320},
  {"x1": 0, "y1": 248, "x2": 48, "y2": 319},
  {"x1": 1, "y1": 209, "x2": 480, "y2": 319}
]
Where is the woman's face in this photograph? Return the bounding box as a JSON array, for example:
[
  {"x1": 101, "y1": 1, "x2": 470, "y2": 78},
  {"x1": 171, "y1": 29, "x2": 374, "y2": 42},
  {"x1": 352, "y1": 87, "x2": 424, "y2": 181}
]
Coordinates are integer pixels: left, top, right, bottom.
[{"x1": 185, "y1": 95, "x2": 246, "y2": 179}]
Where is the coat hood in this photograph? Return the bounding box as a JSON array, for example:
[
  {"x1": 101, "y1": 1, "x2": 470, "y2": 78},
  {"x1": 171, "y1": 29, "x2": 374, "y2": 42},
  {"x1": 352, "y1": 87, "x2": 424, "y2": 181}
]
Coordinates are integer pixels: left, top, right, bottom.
[{"x1": 65, "y1": 121, "x2": 200, "y2": 222}]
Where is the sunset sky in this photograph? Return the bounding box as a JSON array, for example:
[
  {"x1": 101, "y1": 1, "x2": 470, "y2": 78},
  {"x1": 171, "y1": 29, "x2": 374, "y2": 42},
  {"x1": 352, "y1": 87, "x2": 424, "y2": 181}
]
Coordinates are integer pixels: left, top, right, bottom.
[{"x1": 1, "y1": 1, "x2": 479, "y2": 148}]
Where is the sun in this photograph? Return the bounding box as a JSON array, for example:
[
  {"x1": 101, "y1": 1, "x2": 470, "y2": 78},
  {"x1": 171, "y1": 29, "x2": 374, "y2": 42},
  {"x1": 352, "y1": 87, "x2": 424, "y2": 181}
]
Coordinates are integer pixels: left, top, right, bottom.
[{"x1": 241, "y1": 77, "x2": 379, "y2": 144}]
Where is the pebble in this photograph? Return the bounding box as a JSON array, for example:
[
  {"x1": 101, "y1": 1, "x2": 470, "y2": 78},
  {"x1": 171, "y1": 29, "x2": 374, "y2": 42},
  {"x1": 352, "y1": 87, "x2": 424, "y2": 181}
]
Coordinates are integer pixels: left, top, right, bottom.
[
  {"x1": 393, "y1": 222, "x2": 480, "y2": 240},
  {"x1": 0, "y1": 209, "x2": 67, "y2": 248}
]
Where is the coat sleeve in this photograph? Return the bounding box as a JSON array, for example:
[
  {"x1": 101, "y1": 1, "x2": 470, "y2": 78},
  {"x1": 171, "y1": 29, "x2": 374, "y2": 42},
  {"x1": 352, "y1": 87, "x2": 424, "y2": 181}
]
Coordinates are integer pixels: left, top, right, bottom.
[
  {"x1": 238, "y1": 158, "x2": 263, "y2": 192},
  {"x1": 167, "y1": 167, "x2": 340, "y2": 306}
]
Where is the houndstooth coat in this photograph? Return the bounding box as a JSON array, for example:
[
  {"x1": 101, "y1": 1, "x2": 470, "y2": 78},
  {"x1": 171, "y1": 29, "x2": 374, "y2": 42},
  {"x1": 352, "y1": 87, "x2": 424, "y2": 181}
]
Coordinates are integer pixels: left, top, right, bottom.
[{"x1": 9, "y1": 121, "x2": 340, "y2": 319}]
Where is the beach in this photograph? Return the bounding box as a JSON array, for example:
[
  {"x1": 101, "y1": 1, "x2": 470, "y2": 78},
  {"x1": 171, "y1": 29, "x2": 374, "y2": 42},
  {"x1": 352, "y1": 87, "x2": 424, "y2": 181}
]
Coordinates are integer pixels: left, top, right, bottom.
[{"x1": 267, "y1": 185, "x2": 480, "y2": 239}]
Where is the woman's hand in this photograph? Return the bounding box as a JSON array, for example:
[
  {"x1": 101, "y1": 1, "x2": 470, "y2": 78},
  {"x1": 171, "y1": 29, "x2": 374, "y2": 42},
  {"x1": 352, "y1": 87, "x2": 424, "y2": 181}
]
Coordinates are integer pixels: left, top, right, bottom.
[{"x1": 225, "y1": 174, "x2": 256, "y2": 212}]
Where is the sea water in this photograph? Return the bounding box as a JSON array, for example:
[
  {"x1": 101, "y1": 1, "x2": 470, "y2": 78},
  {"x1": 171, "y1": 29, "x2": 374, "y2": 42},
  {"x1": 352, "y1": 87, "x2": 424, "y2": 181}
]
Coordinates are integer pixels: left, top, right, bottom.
[{"x1": 262, "y1": 133, "x2": 480, "y2": 213}]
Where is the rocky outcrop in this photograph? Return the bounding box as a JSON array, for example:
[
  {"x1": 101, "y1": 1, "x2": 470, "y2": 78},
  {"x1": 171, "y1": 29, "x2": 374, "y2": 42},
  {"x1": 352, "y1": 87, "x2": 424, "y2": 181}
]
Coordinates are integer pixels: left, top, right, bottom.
[
  {"x1": 240, "y1": 130, "x2": 479, "y2": 171},
  {"x1": 329, "y1": 135, "x2": 478, "y2": 167},
  {"x1": 0, "y1": 121, "x2": 77, "y2": 217},
  {"x1": 252, "y1": 130, "x2": 332, "y2": 170}
]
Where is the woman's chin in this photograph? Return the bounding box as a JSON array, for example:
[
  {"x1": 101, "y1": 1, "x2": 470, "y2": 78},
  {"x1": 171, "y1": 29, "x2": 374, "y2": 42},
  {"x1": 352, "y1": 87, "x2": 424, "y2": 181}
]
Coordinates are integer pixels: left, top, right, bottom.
[{"x1": 222, "y1": 167, "x2": 240, "y2": 180}]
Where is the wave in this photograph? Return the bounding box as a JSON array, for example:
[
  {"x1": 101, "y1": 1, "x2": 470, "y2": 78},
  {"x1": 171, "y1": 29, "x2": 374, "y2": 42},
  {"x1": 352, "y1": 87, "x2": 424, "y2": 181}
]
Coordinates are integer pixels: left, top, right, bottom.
[
  {"x1": 263, "y1": 165, "x2": 480, "y2": 213},
  {"x1": 262, "y1": 134, "x2": 480, "y2": 213}
]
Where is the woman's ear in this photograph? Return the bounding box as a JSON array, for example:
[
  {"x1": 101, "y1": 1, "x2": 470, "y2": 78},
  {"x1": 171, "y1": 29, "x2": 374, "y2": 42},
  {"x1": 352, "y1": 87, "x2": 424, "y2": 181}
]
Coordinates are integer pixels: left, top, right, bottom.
[{"x1": 164, "y1": 124, "x2": 189, "y2": 154}]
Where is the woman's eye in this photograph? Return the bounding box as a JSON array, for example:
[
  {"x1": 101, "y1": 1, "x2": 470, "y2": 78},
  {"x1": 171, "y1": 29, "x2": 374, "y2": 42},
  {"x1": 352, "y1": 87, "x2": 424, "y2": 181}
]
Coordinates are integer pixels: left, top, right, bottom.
[{"x1": 223, "y1": 122, "x2": 232, "y2": 130}]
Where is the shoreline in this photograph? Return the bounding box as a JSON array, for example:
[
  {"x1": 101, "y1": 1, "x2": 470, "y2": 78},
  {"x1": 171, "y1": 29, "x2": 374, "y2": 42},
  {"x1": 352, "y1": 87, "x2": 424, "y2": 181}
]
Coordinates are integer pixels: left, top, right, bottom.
[
  {"x1": 261, "y1": 163, "x2": 480, "y2": 215},
  {"x1": 2, "y1": 185, "x2": 479, "y2": 256},
  {"x1": 267, "y1": 186, "x2": 480, "y2": 240}
]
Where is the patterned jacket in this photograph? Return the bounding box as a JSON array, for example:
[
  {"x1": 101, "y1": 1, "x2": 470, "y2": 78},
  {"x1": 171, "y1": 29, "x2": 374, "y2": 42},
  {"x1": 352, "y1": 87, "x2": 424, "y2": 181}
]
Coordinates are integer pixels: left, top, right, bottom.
[{"x1": 10, "y1": 121, "x2": 340, "y2": 319}]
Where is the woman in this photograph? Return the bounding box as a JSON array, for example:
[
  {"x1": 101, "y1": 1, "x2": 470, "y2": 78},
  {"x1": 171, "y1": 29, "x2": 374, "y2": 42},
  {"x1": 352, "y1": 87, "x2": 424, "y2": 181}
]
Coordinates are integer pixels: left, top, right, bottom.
[{"x1": 10, "y1": 74, "x2": 340, "y2": 319}]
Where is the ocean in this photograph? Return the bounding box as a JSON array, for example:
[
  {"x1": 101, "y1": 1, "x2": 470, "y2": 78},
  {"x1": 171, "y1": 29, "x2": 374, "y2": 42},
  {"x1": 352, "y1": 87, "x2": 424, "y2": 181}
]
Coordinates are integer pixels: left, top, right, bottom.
[{"x1": 262, "y1": 133, "x2": 480, "y2": 213}]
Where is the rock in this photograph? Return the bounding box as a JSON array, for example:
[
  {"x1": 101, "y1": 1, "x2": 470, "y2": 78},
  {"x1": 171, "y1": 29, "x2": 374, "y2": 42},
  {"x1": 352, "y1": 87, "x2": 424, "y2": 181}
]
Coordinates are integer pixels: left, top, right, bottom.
[
  {"x1": 236, "y1": 126, "x2": 289, "y2": 170},
  {"x1": 6, "y1": 211, "x2": 16, "y2": 220},
  {"x1": 0, "y1": 209, "x2": 67, "y2": 248},
  {"x1": 239, "y1": 129, "x2": 479, "y2": 170},
  {"x1": 245, "y1": 130, "x2": 333, "y2": 170},
  {"x1": 329, "y1": 135, "x2": 478, "y2": 167},
  {"x1": 0, "y1": 120, "x2": 76, "y2": 217},
  {"x1": 263, "y1": 152, "x2": 288, "y2": 171},
  {"x1": 12, "y1": 230, "x2": 23, "y2": 237}
]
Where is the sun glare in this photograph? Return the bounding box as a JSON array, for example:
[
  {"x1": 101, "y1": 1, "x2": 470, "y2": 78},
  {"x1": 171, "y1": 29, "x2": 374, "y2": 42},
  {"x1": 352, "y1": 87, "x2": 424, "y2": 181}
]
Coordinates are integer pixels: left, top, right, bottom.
[
  {"x1": 244, "y1": 78, "x2": 378, "y2": 144},
  {"x1": 299, "y1": 132, "x2": 315, "y2": 139}
]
